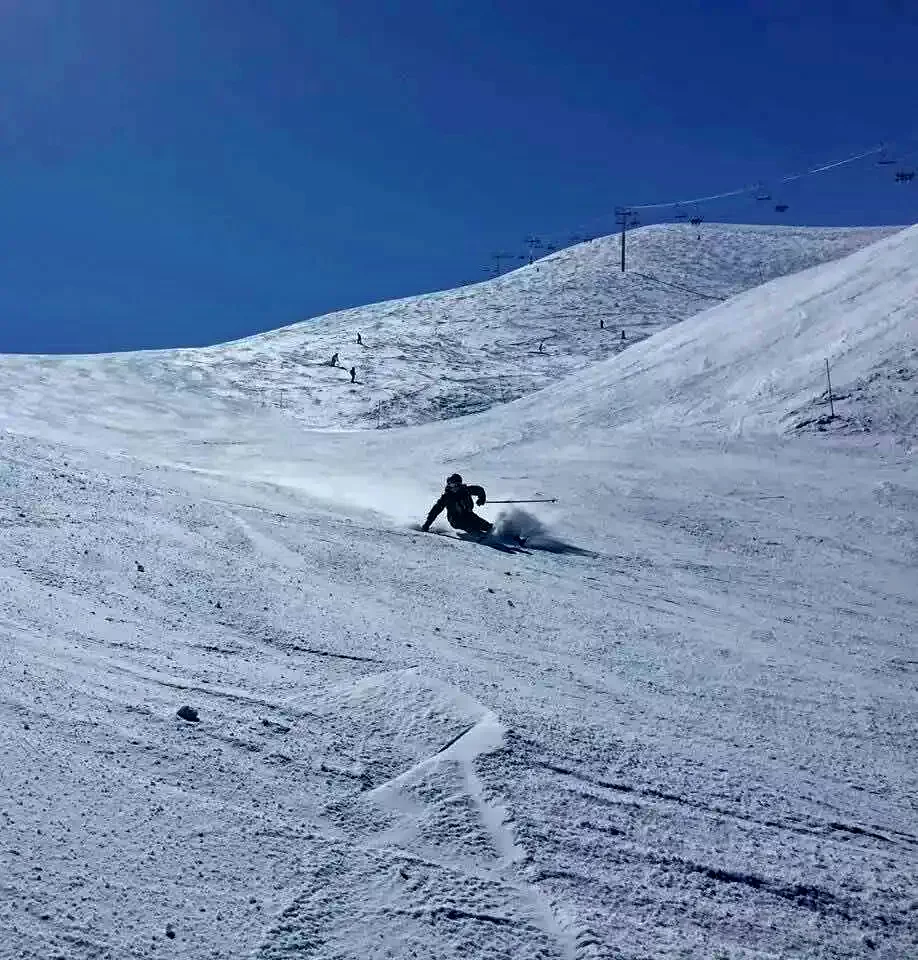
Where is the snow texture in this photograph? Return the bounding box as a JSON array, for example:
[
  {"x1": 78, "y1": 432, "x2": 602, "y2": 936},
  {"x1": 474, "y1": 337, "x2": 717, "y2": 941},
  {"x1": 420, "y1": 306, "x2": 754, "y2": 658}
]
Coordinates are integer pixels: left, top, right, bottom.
[
  {"x1": 0, "y1": 224, "x2": 894, "y2": 432},
  {"x1": 1, "y1": 223, "x2": 916, "y2": 959}
]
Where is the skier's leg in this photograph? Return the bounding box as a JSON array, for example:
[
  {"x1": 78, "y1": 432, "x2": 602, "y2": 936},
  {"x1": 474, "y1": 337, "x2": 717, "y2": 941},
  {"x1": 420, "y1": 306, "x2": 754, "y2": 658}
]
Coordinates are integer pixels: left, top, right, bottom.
[
  {"x1": 467, "y1": 514, "x2": 493, "y2": 535},
  {"x1": 449, "y1": 514, "x2": 492, "y2": 536}
]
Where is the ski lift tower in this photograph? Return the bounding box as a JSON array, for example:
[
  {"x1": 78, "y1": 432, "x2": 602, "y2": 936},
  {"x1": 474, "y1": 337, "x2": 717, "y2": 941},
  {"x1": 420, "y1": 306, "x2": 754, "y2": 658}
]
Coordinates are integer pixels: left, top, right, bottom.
[
  {"x1": 491, "y1": 252, "x2": 519, "y2": 277},
  {"x1": 614, "y1": 207, "x2": 640, "y2": 272}
]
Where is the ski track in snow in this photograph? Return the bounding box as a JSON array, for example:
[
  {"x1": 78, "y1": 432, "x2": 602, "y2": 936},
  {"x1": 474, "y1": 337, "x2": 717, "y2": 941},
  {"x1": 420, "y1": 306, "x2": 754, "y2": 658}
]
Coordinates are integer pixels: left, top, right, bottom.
[{"x1": 1, "y1": 224, "x2": 917, "y2": 958}]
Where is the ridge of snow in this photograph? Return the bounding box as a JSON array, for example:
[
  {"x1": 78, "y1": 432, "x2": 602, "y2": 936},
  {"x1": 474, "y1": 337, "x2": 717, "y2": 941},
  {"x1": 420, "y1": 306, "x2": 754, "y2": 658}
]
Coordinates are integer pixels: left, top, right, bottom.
[{"x1": 0, "y1": 224, "x2": 896, "y2": 433}]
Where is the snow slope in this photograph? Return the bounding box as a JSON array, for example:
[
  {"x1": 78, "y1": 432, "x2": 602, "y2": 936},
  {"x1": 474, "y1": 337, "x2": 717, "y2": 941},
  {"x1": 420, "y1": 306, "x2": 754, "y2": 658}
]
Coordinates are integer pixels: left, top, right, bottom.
[
  {"x1": 0, "y1": 224, "x2": 894, "y2": 432},
  {"x1": 1, "y1": 225, "x2": 917, "y2": 959},
  {"x1": 450, "y1": 222, "x2": 918, "y2": 445}
]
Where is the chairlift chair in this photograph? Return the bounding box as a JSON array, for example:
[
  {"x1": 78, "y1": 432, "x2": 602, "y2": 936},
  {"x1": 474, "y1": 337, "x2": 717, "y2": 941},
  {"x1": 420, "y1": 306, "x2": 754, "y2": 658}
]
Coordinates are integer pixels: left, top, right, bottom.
[
  {"x1": 877, "y1": 146, "x2": 897, "y2": 166},
  {"x1": 895, "y1": 170, "x2": 915, "y2": 183},
  {"x1": 774, "y1": 203, "x2": 789, "y2": 213}
]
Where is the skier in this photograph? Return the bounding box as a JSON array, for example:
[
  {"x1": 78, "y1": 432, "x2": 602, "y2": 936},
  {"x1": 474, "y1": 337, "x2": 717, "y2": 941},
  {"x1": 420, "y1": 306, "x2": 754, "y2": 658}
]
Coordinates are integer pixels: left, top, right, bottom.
[
  {"x1": 599, "y1": 318, "x2": 604, "y2": 329},
  {"x1": 349, "y1": 366, "x2": 356, "y2": 383},
  {"x1": 356, "y1": 333, "x2": 363, "y2": 345},
  {"x1": 330, "y1": 352, "x2": 339, "y2": 366},
  {"x1": 421, "y1": 474, "x2": 493, "y2": 536}
]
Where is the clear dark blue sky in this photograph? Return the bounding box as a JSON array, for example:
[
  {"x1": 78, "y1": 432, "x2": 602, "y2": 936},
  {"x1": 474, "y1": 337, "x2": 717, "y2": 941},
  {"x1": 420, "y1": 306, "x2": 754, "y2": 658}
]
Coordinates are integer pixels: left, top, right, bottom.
[{"x1": 2, "y1": 0, "x2": 916, "y2": 353}]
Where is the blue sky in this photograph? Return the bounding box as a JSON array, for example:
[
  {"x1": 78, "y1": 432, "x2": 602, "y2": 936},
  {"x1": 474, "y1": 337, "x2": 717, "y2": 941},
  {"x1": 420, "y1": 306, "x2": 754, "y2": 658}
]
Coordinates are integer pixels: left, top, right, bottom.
[{"x1": 1, "y1": 0, "x2": 916, "y2": 353}]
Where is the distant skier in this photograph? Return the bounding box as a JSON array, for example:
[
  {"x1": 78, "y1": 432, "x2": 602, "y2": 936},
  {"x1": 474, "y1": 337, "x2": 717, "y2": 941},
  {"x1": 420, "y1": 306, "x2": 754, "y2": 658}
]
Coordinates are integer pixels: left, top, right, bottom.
[
  {"x1": 330, "y1": 352, "x2": 339, "y2": 366},
  {"x1": 599, "y1": 318, "x2": 604, "y2": 329},
  {"x1": 349, "y1": 366, "x2": 356, "y2": 383},
  {"x1": 421, "y1": 474, "x2": 493, "y2": 536},
  {"x1": 538, "y1": 340, "x2": 544, "y2": 354},
  {"x1": 621, "y1": 330, "x2": 626, "y2": 340},
  {"x1": 356, "y1": 333, "x2": 363, "y2": 345}
]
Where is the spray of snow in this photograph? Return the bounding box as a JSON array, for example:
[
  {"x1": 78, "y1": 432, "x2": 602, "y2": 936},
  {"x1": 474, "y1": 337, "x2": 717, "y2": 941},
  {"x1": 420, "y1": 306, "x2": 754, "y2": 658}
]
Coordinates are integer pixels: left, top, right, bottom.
[{"x1": 493, "y1": 507, "x2": 588, "y2": 554}]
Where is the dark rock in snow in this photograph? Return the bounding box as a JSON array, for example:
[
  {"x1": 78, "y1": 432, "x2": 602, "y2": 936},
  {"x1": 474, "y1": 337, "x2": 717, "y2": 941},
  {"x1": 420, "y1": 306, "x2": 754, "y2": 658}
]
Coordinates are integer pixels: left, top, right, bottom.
[
  {"x1": 176, "y1": 705, "x2": 199, "y2": 723},
  {"x1": 135, "y1": 562, "x2": 145, "y2": 573}
]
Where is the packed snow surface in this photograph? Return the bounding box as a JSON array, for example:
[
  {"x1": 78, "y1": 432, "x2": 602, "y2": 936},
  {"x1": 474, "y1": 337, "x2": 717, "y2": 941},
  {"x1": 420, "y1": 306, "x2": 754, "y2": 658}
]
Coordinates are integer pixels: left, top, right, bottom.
[{"x1": 1, "y1": 224, "x2": 917, "y2": 959}]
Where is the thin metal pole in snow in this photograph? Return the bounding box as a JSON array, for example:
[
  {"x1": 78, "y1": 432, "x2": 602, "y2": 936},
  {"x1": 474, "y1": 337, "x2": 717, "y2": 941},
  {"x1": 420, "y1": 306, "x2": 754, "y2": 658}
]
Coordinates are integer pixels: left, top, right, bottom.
[{"x1": 825, "y1": 358, "x2": 835, "y2": 418}]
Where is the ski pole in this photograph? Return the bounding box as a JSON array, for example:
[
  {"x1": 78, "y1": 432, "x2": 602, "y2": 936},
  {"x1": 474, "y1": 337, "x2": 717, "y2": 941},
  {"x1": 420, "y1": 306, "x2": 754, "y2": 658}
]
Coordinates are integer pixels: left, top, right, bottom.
[{"x1": 487, "y1": 498, "x2": 557, "y2": 504}]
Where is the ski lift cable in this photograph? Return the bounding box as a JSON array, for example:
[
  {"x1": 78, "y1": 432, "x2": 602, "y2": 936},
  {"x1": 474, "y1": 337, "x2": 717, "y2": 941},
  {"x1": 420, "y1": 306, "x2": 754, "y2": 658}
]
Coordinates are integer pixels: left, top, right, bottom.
[
  {"x1": 522, "y1": 132, "x2": 918, "y2": 253},
  {"x1": 628, "y1": 183, "x2": 755, "y2": 212},
  {"x1": 630, "y1": 144, "x2": 884, "y2": 212},
  {"x1": 779, "y1": 144, "x2": 888, "y2": 184}
]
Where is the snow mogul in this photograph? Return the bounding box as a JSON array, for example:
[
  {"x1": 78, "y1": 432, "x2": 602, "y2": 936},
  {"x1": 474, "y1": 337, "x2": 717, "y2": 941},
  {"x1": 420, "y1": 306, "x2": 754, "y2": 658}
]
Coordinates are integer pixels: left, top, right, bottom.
[{"x1": 421, "y1": 474, "x2": 493, "y2": 536}]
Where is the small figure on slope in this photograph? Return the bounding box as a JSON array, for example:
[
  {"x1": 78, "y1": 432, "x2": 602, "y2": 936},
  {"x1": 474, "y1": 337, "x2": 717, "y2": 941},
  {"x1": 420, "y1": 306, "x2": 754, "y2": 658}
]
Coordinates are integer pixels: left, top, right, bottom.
[
  {"x1": 349, "y1": 366, "x2": 356, "y2": 383},
  {"x1": 329, "y1": 352, "x2": 339, "y2": 366},
  {"x1": 356, "y1": 332, "x2": 363, "y2": 345},
  {"x1": 421, "y1": 474, "x2": 493, "y2": 536}
]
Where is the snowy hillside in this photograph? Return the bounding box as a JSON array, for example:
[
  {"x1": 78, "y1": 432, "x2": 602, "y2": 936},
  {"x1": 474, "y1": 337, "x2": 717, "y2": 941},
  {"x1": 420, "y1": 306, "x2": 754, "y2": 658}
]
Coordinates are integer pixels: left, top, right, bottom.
[
  {"x1": 2, "y1": 225, "x2": 917, "y2": 959},
  {"x1": 455, "y1": 223, "x2": 918, "y2": 446},
  {"x1": 0, "y1": 224, "x2": 894, "y2": 432}
]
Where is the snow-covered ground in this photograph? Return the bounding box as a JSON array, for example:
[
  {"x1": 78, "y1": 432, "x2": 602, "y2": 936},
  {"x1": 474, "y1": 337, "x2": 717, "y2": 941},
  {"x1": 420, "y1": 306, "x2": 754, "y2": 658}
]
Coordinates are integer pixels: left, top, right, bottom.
[
  {"x1": 1, "y1": 224, "x2": 917, "y2": 959},
  {"x1": 0, "y1": 224, "x2": 894, "y2": 431}
]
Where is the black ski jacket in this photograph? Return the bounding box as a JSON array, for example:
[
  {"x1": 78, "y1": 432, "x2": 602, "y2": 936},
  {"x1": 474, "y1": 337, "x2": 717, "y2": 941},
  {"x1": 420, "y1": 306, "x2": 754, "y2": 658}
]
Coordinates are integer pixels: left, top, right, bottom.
[{"x1": 423, "y1": 483, "x2": 487, "y2": 530}]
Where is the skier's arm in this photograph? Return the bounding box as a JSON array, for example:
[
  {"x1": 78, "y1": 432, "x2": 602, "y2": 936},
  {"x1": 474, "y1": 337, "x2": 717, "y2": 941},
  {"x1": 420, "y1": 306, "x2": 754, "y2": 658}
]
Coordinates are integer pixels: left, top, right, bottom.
[
  {"x1": 421, "y1": 495, "x2": 446, "y2": 531},
  {"x1": 467, "y1": 485, "x2": 487, "y2": 506}
]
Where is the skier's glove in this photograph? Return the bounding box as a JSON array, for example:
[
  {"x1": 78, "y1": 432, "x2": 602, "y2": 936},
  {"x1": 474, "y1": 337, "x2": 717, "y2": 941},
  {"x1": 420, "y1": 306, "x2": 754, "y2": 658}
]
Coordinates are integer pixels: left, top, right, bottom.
[{"x1": 476, "y1": 495, "x2": 486, "y2": 506}]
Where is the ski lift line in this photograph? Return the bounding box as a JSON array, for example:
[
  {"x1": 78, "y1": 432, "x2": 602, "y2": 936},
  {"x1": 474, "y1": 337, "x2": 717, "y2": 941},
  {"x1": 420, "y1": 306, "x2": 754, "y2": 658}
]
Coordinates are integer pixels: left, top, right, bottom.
[
  {"x1": 778, "y1": 144, "x2": 888, "y2": 184},
  {"x1": 629, "y1": 144, "x2": 885, "y2": 212},
  {"x1": 629, "y1": 184, "x2": 753, "y2": 212},
  {"x1": 515, "y1": 131, "x2": 918, "y2": 262}
]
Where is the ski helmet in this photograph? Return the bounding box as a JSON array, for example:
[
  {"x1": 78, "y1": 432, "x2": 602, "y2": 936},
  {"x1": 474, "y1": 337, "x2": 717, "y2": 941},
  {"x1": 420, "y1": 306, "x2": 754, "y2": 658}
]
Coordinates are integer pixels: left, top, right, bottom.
[{"x1": 446, "y1": 473, "x2": 462, "y2": 486}]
